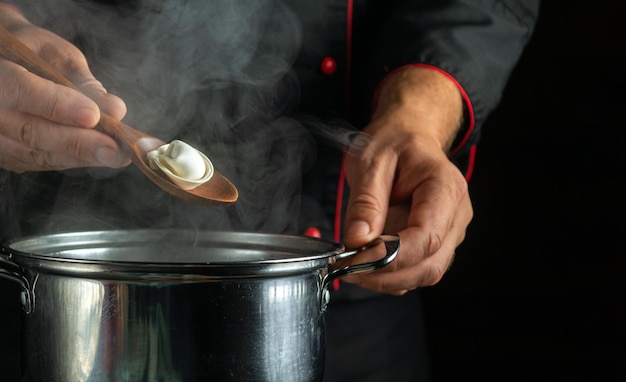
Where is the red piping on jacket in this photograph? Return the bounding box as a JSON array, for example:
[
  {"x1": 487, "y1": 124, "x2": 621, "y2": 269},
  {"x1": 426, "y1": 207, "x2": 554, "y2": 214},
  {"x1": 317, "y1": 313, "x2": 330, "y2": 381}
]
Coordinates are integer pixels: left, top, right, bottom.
[
  {"x1": 334, "y1": 152, "x2": 347, "y2": 244},
  {"x1": 465, "y1": 144, "x2": 477, "y2": 181},
  {"x1": 332, "y1": 0, "x2": 354, "y2": 291},
  {"x1": 372, "y1": 63, "x2": 477, "y2": 180}
]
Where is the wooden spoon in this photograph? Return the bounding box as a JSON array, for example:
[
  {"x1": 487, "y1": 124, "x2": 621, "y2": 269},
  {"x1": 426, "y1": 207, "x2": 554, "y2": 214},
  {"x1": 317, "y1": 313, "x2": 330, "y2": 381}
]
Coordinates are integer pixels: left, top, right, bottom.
[{"x1": 0, "y1": 25, "x2": 238, "y2": 205}]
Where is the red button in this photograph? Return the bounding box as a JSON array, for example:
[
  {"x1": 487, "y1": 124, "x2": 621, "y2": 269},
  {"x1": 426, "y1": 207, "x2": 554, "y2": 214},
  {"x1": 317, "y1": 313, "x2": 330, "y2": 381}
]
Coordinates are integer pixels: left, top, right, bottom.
[
  {"x1": 303, "y1": 227, "x2": 322, "y2": 238},
  {"x1": 320, "y1": 57, "x2": 336, "y2": 75}
]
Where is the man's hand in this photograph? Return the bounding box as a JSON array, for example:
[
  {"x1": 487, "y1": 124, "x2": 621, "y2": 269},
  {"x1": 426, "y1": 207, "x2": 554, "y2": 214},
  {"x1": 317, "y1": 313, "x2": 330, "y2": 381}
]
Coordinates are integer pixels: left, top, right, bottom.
[
  {"x1": 341, "y1": 66, "x2": 474, "y2": 295},
  {"x1": 0, "y1": 7, "x2": 129, "y2": 172}
]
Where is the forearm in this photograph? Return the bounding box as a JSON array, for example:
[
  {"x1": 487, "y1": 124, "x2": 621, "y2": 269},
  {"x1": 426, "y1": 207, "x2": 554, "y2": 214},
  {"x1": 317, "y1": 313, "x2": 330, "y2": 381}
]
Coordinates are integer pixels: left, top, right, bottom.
[
  {"x1": 359, "y1": 0, "x2": 540, "y2": 171},
  {"x1": 370, "y1": 65, "x2": 464, "y2": 153}
]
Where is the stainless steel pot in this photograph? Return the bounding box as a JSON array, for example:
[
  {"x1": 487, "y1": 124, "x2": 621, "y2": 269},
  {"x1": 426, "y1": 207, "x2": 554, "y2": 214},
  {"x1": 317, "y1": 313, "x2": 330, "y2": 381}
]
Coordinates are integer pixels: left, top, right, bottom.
[{"x1": 0, "y1": 229, "x2": 398, "y2": 382}]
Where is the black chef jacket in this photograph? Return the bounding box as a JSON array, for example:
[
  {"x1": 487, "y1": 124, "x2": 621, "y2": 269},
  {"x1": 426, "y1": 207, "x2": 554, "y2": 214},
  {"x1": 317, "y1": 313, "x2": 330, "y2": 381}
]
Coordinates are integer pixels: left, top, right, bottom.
[
  {"x1": 2, "y1": 0, "x2": 539, "y2": 298},
  {"x1": 0, "y1": 1, "x2": 540, "y2": 381},
  {"x1": 1, "y1": 0, "x2": 540, "y2": 242}
]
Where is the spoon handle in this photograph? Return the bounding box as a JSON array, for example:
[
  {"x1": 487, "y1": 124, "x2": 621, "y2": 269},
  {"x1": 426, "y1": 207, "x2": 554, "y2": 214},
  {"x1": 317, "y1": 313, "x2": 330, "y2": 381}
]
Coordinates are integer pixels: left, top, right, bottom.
[
  {"x1": 0, "y1": 24, "x2": 162, "y2": 156},
  {"x1": 0, "y1": 26, "x2": 78, "y2": 87},
  {"x1": 0, "y1": 25, "x2": 238, "y2": 205}
]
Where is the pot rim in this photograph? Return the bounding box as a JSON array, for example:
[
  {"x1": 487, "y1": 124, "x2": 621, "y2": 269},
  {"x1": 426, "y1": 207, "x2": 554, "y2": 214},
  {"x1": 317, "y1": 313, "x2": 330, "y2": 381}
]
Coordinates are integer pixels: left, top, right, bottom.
[{"x1": 1, "y1": 229, "x2": 346, "y2": 279}]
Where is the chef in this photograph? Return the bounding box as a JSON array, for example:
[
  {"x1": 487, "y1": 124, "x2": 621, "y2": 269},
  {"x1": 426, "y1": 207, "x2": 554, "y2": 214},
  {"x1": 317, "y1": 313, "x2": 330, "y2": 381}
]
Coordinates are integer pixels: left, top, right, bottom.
[{"x1": 0, "y1": 1, "x2": 540, "y2": 380}]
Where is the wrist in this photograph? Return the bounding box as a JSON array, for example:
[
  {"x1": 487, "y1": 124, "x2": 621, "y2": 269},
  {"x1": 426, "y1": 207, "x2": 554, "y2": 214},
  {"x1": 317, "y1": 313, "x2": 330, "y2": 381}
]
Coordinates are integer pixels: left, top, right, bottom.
[{"x1": 372, "y1": 66, "x2": 464, "y2": 152}]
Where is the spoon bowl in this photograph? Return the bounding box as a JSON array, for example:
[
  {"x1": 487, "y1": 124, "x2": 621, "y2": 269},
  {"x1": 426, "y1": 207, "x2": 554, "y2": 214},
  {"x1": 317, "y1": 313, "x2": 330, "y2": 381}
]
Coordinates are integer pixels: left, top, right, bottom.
[
  {"x1": 100, "y1": 114, "x2": 238, "y2": 205},
  {"x1": 0, "y1": 25, "x2": 238, "y2": 205}
]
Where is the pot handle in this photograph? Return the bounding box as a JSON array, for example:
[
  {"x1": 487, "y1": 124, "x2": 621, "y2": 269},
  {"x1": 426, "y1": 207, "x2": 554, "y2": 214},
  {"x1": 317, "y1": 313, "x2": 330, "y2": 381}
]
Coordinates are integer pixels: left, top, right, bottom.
[
  {"x1": 324, "y1": 234, "x2": 399, "y2": 286},
  {"x1": 0, "y1": 247, "x2": 34, "y2": 314}
]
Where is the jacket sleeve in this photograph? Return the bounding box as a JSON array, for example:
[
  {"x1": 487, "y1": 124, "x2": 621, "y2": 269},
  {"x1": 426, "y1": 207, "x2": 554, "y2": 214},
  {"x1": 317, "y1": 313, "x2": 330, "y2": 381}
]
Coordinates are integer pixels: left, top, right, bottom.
[{"x1": 367, "y1": 0, "x2": 540, "y2": 170}]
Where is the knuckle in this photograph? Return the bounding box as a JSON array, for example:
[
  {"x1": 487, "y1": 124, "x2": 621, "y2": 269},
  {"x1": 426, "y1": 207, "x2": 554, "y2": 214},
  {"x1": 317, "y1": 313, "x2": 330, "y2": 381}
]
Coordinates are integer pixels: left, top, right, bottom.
[
  {"x1": 0, "y1": 67, "x2": 64, "y2": 121},
  {"x1": 62, "y1": 134, "x2": 92, "y2": 165},
  {"x1": 450, "y1": 167, "x2": 470, "y2": 200},
  {"x1": 41, "y1": 94, "x2": 61, "y2": 121},
  {"x1": 16, "y1": 119, "x2": 37, "y2": 146},
  {"x1": 42, "y1": 41, "x2": 86, "y2": 72},
  {"x1": 349, "y1": 192, "x2": 384, "y2": 214},
  {"x1": 25, "y1": 148, "x2": 52, "y2": 169},
  {"x1": 422, "y1": 264, "x2": 446, "y2": 286},
  {"x1": 426, "y1": 231, "x2": 444, "y2": 256},
  {"x1": 65, "y1": 139, "x2": 85, "y2": 160},
  {"x1": 59, "y1": 50, "x2": 87, "y2": 74},
  {"x1": 0, "y1": 68, "x2": 26, "y2": 108}
]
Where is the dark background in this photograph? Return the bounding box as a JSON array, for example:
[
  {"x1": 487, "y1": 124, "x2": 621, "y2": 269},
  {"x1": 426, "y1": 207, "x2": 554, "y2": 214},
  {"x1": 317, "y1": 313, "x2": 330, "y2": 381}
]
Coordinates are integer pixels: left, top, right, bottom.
[
  {"x1": 1, "y1": 1, "x2": 624, "y2": 381},
  {"x1": 422, "y1": 1, "x2": 626, "y2": 381}
]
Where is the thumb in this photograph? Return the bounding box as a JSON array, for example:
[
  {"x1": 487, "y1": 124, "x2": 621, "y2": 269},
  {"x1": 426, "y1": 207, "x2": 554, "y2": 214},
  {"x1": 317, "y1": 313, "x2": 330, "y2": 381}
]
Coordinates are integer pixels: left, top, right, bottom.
[{"x1": 342, "y1": 149, "x2": 395, "y2": 249}]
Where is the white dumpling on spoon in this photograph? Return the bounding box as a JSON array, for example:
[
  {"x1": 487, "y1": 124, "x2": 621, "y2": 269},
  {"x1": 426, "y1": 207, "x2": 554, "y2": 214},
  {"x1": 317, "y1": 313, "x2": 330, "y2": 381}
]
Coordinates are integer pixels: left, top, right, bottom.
[{"x1": 147, "y1": 140, "x2": 214, "y2": 190}]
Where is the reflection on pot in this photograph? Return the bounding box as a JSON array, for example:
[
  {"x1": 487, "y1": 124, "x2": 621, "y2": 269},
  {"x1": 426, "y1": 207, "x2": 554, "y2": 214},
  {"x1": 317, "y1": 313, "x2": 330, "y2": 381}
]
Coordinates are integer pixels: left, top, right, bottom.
[
  {"x1": 1, "y1": 230, "x2": 398, "y2": 381},
  {"x1": 27, "y1": 276, "x2": 104, "y2": 381},
  {"x1": 262, "y1": 278, "x2": 324, "y2": 380}
]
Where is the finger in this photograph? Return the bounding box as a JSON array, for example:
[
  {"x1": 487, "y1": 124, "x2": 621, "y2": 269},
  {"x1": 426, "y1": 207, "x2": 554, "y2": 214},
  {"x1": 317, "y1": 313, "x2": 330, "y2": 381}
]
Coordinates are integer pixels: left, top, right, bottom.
[
  {"x1": 383, "y1": 203, "x2": 410, "y2": 233},
  {"x1": 0, "y1": 61, "x2": 101, "y2": 128},
  {"x1": 342, "y1": 227, "x2": 460, "y2": 293},
  {"x1": 0, "y1": 130, "x2": 129, "y2": 171},
  {"x1": 343, "y1": 135, "x2": 396, "y2": 248},
  {"x1": 341, "y1": 172, "x2": 468, "y2": 273},
  {"x1": 342, "y1": 191, "x2": 471, "y2": 293},
  {"x1": 0, "y1": 137, "x2": 86, "y2": 172},
  {"x1": 405, "y1": 167, "x2": 471, "y2": 255},
  {"x1": 75, "y1": 77, "x2": 127, "y2": 121},
  {"x1": 35, "y1": 38, "x2": 128, "y2": 121},
  {"x1": 0, "y1": 109, "x2": 130, "y2": 169}
]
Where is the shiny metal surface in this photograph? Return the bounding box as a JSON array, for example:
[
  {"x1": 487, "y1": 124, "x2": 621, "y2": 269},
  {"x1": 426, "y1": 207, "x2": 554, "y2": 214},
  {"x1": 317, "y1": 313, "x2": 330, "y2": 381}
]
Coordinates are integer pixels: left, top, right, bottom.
[
  {"x1": 19, "y1": 271, "x2": 325, "y2": 382},
  {"x1": 4, "y1": 230, "x2": 346, "y2": 276},
  {"x1": 0, "y1": 230, "x2": 399, "y2": 382}
]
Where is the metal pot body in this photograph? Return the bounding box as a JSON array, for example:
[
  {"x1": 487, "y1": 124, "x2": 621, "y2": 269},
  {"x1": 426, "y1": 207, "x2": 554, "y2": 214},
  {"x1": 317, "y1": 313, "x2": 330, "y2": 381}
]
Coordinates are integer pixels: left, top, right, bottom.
[
  {"x1": 0, "y1": 230, "x2": 399, "y2": 382},
  {"x1": 21, "y1": 269, "x2": 325, "y2": 382}
]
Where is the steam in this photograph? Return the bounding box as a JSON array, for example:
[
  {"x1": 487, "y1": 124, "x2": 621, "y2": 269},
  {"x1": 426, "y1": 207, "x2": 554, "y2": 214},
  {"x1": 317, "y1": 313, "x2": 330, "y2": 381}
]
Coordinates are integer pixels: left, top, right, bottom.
[
  {"x1": 23, "y1": 0, "x2": 300, "y2": 136},
  {"x1": 7, "y1": 0, "x2": 327, "y2": 236},
  {"x1": 299, "y1": 116, "x2": 371, "y2": 152}
]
